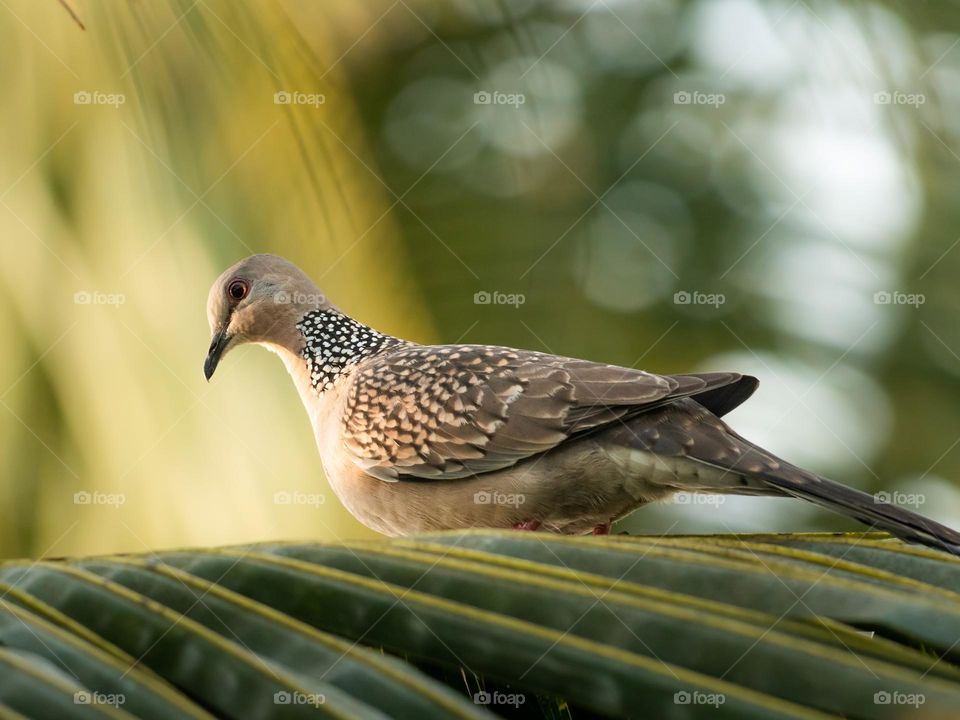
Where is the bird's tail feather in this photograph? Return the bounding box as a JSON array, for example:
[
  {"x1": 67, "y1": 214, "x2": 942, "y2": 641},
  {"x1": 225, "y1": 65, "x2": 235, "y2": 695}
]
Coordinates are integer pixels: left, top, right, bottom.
[
  {"x1": 753, "y1": 467, "x2": 960, "y2": 557},
  {"x1": 615, "y1": 398, "x2": 960, "y2": 556}
]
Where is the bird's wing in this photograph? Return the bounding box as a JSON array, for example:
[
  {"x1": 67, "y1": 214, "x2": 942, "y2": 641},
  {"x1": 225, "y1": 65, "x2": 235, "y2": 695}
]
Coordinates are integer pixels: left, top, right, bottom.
[{"x1": 340, "y1": 343, "x2": 753, "y2": 481}]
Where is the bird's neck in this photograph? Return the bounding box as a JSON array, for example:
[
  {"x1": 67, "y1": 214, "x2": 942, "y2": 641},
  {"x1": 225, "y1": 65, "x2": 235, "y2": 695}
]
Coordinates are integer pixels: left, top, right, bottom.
[{"x1": 294, "y1": 309, "x2": 405, "y2": 395}]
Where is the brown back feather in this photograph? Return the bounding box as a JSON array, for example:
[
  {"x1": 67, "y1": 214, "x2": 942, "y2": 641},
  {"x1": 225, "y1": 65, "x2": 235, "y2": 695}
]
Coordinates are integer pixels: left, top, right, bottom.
[{"x1": 341, "y1": 344, "x2": 749, "y2": 481}]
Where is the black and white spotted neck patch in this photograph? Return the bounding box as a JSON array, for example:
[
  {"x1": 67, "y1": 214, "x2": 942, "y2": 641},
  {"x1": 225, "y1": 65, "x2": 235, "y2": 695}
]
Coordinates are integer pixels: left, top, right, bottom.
[{"x1": 296, "y1": 310, "x2": 404, "y2": 393}]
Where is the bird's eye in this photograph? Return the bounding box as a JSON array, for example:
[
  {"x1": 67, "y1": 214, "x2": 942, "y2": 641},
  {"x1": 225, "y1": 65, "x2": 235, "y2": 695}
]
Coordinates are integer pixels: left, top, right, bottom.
[{"x1": 227, "y1": 279, "x2": 249, "y2": 302}]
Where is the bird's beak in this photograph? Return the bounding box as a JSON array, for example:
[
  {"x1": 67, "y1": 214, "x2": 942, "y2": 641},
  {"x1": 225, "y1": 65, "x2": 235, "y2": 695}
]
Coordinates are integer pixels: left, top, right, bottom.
[{"x1": 204, "y1": 326, "x2": 230, "y2": 381}]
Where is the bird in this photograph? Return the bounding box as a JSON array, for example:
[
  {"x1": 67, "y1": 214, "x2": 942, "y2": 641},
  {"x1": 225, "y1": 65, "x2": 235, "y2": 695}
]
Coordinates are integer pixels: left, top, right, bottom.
[{"x1": 204, "y1": 254, "x2": 960, "y2": 554}]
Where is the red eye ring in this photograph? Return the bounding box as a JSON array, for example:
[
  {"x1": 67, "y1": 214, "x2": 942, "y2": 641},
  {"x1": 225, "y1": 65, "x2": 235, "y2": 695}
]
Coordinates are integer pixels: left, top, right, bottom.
[{"x1": 227, "y1": 279, "x2": 249, "y2": 303}]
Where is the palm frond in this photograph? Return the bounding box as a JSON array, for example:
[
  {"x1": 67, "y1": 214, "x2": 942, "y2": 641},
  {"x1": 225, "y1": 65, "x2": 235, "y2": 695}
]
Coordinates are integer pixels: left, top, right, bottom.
[{"x1": 2, "y1": 531, "x2": 959, "y2": 718}]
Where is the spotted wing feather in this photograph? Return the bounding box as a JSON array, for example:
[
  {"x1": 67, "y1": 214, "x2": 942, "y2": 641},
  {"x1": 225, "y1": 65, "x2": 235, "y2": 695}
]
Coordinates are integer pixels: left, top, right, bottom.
[{"x1": 341, "y1": 344, "x2": 749, "y2": 481}]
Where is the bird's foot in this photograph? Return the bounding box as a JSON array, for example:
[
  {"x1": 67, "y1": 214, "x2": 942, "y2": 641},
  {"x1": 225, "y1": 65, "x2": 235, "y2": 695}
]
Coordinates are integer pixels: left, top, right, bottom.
[
  {"x1": 512, "y1": 520, "x2": 542, "y2": 531},
  {"x1": 591, "y1": 523, "x2": 611, "y2": 535}
]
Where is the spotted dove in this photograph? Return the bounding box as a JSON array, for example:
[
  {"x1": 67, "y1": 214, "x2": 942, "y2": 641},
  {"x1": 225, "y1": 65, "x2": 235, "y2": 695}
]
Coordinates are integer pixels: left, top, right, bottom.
[{"x1": 204, "y1": 254, "x2": 960, "y2": 554}]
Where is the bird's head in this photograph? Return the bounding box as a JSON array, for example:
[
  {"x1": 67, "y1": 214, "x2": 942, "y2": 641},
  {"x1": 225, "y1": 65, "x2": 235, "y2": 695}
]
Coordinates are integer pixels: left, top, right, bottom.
[{"x1": 204, "y1": 254, "x2": 330, "y2": 380}]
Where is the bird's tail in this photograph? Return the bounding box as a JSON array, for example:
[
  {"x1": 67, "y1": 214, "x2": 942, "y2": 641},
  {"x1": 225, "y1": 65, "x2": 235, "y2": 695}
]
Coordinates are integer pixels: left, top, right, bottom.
[
  {"x1": 748, "y1": 465, "x2": 960, "y2": 557},
  {"x1": 614, "y1": 398, "x2": 960, "y2": 556}
]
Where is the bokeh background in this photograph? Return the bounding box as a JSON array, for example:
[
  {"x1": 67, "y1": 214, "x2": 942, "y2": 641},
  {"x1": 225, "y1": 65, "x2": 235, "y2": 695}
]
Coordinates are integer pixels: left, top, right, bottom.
[{"x1": 3, "y1": 0, "x2": 960, "y2": 558}]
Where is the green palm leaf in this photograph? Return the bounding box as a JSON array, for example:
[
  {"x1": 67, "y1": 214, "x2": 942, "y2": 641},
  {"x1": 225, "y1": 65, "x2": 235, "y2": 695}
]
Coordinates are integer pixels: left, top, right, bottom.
[{"x1": 1, "y1": 532, "x2": 958, "y2": 718}]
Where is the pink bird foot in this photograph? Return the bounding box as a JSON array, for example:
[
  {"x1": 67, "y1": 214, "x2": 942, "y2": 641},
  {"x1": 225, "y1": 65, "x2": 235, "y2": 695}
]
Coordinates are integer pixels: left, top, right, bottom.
[
  {"x1": 512, "y1": 520, "x2": 542, "y2": 531},
  {"x1": 591, "y1": 523, "x2": 611, "y2": 535}
]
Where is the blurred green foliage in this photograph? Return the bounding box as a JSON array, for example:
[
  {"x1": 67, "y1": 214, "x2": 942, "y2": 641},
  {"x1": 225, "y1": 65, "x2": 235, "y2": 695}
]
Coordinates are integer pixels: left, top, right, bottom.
[{"x1": 2, "y1": 0, "x2": 960, "y2": 557}]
